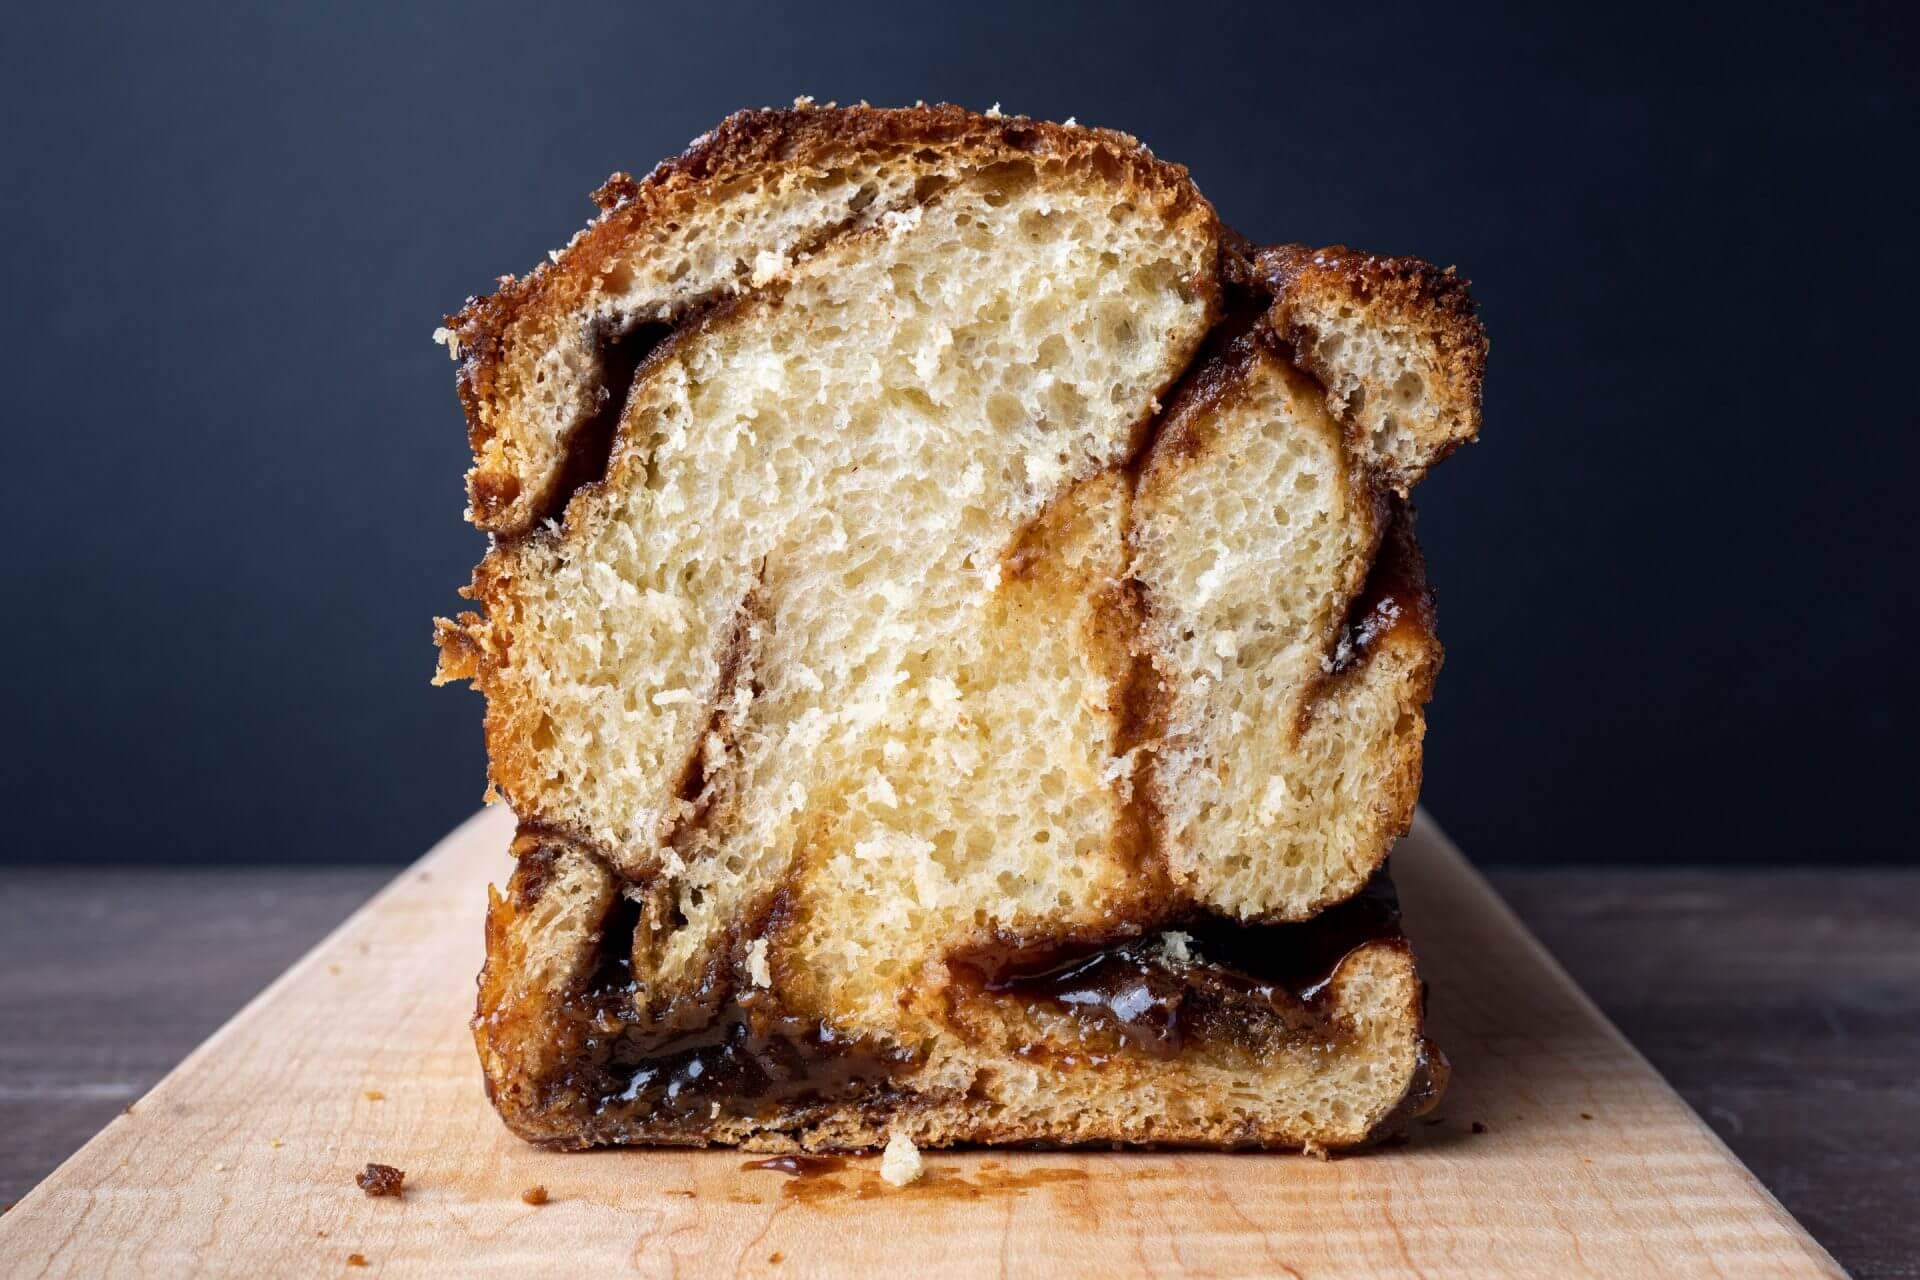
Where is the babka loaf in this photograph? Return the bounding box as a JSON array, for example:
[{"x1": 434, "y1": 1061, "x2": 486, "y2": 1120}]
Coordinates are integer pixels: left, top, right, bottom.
[{"x1": 434, "y1": 102, "x2": 1484, "y2": 1151}]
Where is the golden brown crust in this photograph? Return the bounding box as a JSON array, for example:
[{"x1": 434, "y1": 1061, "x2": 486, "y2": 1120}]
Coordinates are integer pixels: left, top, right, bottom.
[
  {"x1": 1244, "y1": 243, "x2": 1487, "y2": 490},
  {"x1": 449, "y1": 102, "x2": 1218, "y2": 534}
]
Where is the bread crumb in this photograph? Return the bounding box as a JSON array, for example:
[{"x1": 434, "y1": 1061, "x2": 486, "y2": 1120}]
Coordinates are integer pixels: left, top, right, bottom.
[
  {"x1": 1580, "y1": 1112, "x2": 1594, "y2": 1121},
  {"x1": 985, "y1": 103, "x2": 1003, "y2": 118},
  {"x1": 1471, "y1": 1121, "x2": 1488, "y2": 1134},
  {"x1": 879, "y1": 1131, "x2": 923, "y2": 1186},
  {"x1": 346, "y1": 1255, "x2": 368, "y2": 1268},
  {"x1": 1156, "y1": 931, "x2": 1194, "y2": 966},
  {"x1": 749, "y1": 249, "x2": 784, "y2": 288},
  {"x1": 269, "y1": 1139, "x2": 283, "y2": 1149},
  {"x1": 1302, "y1": 1141, "x2": 1331, "y2": 1161},
  {"x1": 880, "y1": 207, "x2": 925, "y2": 238},
  {"x1": 1256, "y1": 776, "x2": 1292, "y2": 826},
  {"x1": 520, "y1": 1185, "x2": 549, "y2": 1205},
  {"x1": 1099, "y1": 745, "x2": 1142, "y2": 786},
  {"x1": 356, "y1": 1163, "x2": 405, "y2": 1197},
  {"x1": 769, "y1": 1251, "x2": 784, "y2": 1264},
  {"x1": 431, "y1": 326, "x2": 461, "y2": 359},
  {"x1": 364, "y1": 1090, "x2": 384, "y2": 1102},
  {"x1": 747, "y1": 938, "x2": 773, "y2": 988}
]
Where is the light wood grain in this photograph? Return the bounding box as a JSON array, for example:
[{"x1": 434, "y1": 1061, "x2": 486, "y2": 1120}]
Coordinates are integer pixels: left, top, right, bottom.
[{"x1": 0, "y1": 812, "x2": 1845, "y2": 1278}]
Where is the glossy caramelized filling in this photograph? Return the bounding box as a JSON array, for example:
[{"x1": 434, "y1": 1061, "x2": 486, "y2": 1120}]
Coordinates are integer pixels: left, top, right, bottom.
[
  {"x1": 542, "y1": 873, "x2": 1406, "y2": 1128},
  {"x1": 953, "y1": 874, "x2": 1405, "y2": 1058},
  {"x1": 542, "y1": 894, "x2": 913, "y2": 1132}
]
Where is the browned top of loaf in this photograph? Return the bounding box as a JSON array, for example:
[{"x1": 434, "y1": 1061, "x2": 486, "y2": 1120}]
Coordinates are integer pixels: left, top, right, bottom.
[
  {"x1": 1240, "y1": 242, "x2": 1483, "y2": 353},
  {"x1": 446, "y1": 103, "x2": 1217, "y2": 532},
  {"x1": 1241, "y1": 242, "x2": 1488, "y2": 480}
]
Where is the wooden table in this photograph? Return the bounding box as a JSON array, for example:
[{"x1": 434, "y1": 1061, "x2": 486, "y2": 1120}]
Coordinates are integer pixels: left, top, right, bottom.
[{"x1": 3, "y1": 865, "x2": 1913, "y2": 1278}]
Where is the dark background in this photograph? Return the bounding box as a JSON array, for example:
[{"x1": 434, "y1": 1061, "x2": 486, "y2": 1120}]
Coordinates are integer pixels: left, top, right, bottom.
[{"x1": 4, "y1": 2, "x2": 1914, "y2": 868}]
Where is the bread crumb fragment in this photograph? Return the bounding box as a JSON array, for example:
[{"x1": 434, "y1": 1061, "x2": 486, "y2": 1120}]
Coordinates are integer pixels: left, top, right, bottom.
[
  {"x1": 356, "y1": 1163, "x2": 406, "y2": 1197},
  {"x1": 879, "y1": 1131, "x2": 923, "y2": 1186},
  {"x1": 747, "y1": 938, "x2": 773, "y2": 988},
  {"x1": 520, "y1": 1184, "x2": 549, "y2": 1205},
  {"x1": 749, "y1": 250, "x2": 784, "y2": 288},
  {"x1": 346, "y1": 1254, "x2": 368, "y2": 1268},
  {"x1": 1156, "y1": 931, "x2": 1194, "y2": 966},
  {"x1": 880, "y1": 206, "x2": 924, "y2": 238},
  {"x1": 364, "y1": 1090, "x2": 384, "y2": 1102}
]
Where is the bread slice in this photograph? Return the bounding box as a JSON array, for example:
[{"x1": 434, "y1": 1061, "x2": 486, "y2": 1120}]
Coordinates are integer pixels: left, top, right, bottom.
[{"x1": 435, "y1": 103, "x2": 1483, "y2": 1151}]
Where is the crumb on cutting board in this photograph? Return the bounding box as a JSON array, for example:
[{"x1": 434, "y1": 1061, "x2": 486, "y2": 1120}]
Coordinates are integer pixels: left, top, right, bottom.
[
  {"x1": 346, "y1": 1254, "x2": 368, "y2": 1268},
  {"x1": 364, "y1": 1090, "x2": 385, "y2": 1102},
  {"x1": 520, "y1": 1185, "x2": 549, "y2": 1205},
  {"x1": 356, "y1": 1163, "x2": 405, "y2": 1197},
  {"x1": 879, "y1": 1130, "x2": 923, "y2": 1186}
]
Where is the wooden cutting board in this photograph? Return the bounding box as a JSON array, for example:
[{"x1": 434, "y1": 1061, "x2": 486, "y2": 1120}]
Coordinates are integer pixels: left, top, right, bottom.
[{"x1": 0, "y1": 810, "x2": 1842, "y2": 1278}]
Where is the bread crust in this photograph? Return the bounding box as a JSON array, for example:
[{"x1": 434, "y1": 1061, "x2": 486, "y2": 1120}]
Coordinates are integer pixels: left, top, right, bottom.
[
  {"x1": 448, "y1": 103, "x2": 1218, "y2": 534},
  {"x1": 1237, "y1": 242, "x2": 1487, "y2": 490}
]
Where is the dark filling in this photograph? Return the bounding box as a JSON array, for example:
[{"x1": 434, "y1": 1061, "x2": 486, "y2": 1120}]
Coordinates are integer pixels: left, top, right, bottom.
[
  {"x1": 1327, "y1": 508, "x2": 1428, "y2": 676},
  {"x1": 543, "y1": 871, "x2": 1405, "y2": 1127},
  {"x1": 954, "y1": 873, "x2": 1405, "y2": 1059},
  {"x1": 585, "y1": 997, "x2": 907, "y2": 1124},
  {"x1": 544, "y1": 892, "x2": 910, "y2": 1132},
  {"x1": 540, "y1": 317, "x2": 675, "y2": 523}
]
